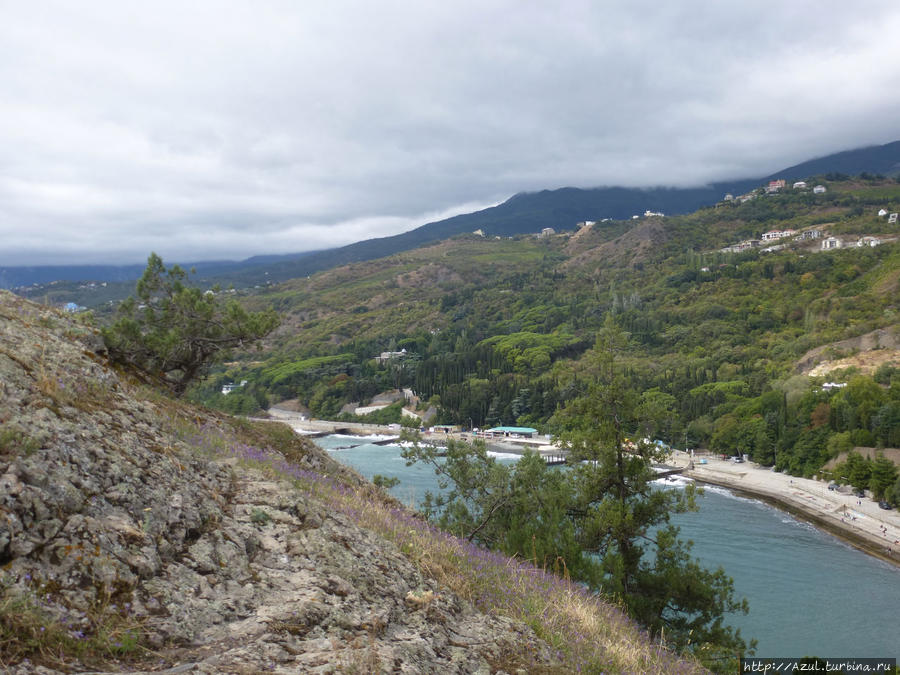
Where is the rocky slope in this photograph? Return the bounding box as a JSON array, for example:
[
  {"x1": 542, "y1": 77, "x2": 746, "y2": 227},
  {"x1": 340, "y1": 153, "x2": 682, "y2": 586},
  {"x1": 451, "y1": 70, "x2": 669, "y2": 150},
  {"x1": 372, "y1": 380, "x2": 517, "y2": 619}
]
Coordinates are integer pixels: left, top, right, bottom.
[{"x1": 0, "y1": 291, "x2": 562, "y2": 673}]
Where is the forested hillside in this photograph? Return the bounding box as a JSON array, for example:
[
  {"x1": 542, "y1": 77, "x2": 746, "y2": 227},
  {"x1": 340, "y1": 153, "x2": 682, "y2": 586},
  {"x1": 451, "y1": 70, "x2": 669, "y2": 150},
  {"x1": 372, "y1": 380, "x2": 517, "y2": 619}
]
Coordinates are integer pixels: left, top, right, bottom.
[{"x1": 195, "y1": 175, "x2": 900, "y2": 491}]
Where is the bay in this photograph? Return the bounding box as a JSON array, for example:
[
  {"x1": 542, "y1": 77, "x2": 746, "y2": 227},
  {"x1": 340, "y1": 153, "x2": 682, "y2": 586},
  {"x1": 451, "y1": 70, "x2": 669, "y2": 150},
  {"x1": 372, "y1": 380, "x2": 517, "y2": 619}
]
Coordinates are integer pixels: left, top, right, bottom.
[{"x1": 314, "y1": 435, "x2": 900, "y2": 659}]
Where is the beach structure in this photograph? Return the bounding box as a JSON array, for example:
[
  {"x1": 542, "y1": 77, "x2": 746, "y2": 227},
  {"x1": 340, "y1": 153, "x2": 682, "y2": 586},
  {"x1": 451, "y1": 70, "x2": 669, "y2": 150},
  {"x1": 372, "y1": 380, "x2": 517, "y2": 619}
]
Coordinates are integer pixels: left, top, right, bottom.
[{"x1": 483, "y1": 426, "x2": 538, "y2": 438}]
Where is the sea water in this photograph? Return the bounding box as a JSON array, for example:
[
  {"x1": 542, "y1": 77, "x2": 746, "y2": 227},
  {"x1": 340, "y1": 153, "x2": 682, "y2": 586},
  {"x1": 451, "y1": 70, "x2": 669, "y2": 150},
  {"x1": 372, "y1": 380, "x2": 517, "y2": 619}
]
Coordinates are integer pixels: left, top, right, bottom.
[{"x1": 314, "y1": 436, "x2": 900, "y2": 658}]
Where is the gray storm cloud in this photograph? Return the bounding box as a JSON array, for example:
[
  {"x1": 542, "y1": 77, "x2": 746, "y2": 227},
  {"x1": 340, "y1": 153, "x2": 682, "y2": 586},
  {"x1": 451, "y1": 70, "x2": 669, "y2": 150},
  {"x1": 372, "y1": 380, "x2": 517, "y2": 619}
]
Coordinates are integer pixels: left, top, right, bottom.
[{"x1": 1, "y1": 0, "x2": 899, "y2": 265}]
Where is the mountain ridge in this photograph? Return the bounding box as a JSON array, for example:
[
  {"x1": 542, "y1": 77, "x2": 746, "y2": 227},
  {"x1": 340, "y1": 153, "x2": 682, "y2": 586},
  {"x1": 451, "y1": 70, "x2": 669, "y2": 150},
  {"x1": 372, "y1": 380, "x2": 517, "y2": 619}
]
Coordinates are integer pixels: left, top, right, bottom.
[{"x1": 4, "y1": 140, "x2": 899, "y2": 290}]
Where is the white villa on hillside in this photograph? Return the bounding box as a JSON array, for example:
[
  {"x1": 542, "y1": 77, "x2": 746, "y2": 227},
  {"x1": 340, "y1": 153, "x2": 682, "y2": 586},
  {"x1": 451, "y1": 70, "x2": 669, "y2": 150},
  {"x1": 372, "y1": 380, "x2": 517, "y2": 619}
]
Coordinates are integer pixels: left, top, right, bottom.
[
  {"x1": 821, "y1": 236, "x2": 841, "y2": 250},
  {"x1": 813, "y1": 185, "x2": 827, "y2": 194},
  {"x1": 376, "y1": 348, "x2": 407, "y2": 363},
  {"x1": 761, "y1": 229, "x2": 797, "y2": 241}
]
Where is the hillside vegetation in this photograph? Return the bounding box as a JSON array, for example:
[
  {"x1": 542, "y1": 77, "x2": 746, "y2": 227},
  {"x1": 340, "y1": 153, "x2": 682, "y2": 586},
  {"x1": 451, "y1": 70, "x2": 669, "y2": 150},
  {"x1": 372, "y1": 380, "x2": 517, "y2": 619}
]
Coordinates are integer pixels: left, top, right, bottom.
[
  {"x1": 203, "y1": 175, "x2": 900, "y2": 491},
  {"x1": 1, "y1": 290, "x2": 708, "y2": 673}
]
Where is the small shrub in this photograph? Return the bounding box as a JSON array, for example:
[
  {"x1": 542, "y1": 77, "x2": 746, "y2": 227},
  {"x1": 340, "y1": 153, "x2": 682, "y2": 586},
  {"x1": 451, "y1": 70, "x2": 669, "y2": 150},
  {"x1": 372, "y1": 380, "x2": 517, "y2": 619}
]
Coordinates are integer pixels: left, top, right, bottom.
[
  {"x1": 0, "y1": 425, "x2": 40, "y2": 457},
  {"x1": 372, "y1": 474, "x2": 400, "y2": 490}
]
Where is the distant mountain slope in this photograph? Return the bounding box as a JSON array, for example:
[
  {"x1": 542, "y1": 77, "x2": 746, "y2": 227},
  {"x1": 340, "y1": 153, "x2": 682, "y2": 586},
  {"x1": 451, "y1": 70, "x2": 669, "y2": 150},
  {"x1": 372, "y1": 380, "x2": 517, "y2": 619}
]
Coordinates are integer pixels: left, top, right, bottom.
[
  {"x1": 769, "y1": 139, "x2": 900, "y2": 179},
  {"x1": 246, "y1": 141, "x2": 900, "y2": 280},
  {"x1": 0, "y1": 250, "x2": 322, "y2": 291},
  {"x1": 4, "y1": 140, "x2": 899, "y2": 290}
]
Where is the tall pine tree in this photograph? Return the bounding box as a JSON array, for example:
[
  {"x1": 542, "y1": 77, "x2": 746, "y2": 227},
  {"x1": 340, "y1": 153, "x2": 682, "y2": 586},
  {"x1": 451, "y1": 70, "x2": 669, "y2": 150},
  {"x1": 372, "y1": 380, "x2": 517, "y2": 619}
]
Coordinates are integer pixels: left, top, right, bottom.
[{"x1": 554, "y1": 315, "x2": 752, "y2": 664}]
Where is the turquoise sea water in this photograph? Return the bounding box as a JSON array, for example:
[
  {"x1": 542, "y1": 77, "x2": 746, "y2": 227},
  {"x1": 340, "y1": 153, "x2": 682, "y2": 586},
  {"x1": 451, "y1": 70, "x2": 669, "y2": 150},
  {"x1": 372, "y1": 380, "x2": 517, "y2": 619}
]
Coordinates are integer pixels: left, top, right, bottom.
[{"x1": 313, "y1": 435, "x2": 900, "y2": 659}]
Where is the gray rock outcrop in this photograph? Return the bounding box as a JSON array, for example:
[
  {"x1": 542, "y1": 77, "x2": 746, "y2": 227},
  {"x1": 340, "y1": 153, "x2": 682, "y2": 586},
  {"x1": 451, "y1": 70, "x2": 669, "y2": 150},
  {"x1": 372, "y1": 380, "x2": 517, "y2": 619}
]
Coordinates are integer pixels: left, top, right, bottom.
[{"x1": 0, "y1": 290, "x2": 559, "y2": 673}]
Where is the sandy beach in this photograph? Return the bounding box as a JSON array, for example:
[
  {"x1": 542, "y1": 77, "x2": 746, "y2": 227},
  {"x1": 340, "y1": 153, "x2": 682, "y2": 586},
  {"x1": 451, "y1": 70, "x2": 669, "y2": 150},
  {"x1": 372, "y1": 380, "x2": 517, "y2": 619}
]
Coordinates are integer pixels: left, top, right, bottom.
[{"x1": 668, "y1": 451, "x2": 900, "y2": 567}]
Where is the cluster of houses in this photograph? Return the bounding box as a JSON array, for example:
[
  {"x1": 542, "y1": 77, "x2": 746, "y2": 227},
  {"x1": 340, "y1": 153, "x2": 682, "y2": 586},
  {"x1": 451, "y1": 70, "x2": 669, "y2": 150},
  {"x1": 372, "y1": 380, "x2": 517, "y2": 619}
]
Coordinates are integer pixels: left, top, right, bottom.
[
  {"x1": 721, "y1": 228, "x2": 822, "y2": 254},
  {"x1": 722, "y1": 228, "x2": 892, "y2": 255},
  {"x1": 724, "y1": 180, "x2": 826, "y2": 204},
  {"x1": 719, "y1": 199, "x2": 898, "y2": 255}
]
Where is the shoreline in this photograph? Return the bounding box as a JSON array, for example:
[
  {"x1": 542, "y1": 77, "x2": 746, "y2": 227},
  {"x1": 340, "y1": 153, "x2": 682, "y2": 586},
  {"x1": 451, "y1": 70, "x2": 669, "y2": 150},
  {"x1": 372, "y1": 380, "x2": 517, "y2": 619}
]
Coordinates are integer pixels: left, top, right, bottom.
[
  {"x1": 264, "y1": 407, "x2": 560, "y2": 457},
  {"x1": 669, "y1": 452, "x2": 900, "y2": 569},
  {"x1": 265, "y1": 409, "x2": 900, "y2": 569}
]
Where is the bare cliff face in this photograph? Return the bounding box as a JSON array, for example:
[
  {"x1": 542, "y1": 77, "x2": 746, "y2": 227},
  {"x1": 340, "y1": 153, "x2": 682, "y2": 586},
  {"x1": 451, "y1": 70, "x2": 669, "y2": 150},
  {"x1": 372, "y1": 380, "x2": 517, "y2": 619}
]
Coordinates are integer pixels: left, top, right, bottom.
[{"x1": 0, "y1": 291, "x2": 558, "y2": 674}]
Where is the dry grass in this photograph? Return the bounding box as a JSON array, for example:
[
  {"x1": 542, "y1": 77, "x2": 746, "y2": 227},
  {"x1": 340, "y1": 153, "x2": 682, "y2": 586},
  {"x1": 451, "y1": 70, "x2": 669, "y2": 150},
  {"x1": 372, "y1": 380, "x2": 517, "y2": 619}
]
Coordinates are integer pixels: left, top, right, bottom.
[
  {"x1": 176, "y1": 419, "x2": 708, "y2": 674},
  {"x1": 0, "y1": 574, "x2": 144, "y2": 672}
]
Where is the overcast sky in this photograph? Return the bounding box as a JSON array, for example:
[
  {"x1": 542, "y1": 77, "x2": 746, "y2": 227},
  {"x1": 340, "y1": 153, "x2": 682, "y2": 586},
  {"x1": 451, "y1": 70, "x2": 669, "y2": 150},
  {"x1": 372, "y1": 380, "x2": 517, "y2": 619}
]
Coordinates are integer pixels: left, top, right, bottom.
[{"x1": 2, "y1": 1, "x2": 900, "y2": 265}]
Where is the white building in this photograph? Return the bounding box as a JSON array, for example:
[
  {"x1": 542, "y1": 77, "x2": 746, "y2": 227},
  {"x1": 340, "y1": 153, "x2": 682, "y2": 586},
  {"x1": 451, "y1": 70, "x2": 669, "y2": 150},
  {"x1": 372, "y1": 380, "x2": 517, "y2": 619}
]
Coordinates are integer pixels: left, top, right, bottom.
[
  {"x1": 761, "y1": 229, "x2": 797, "y2": 241},
  {"x1": 813, "y1": 185, "x2": 827, "y2": 194},
  {"x1": 222, "y1": 380, "x2": 248, "y2": 395},
  {"x1": 821, "y1": 236, "x2": 841, "y2": 250},
  {"x1": 376, "y1": 348, "x2": 407, "y2": 364},
  {"x1": 857, "y1": 236, "x2": 881, "y2": 247},
  {"x1": 878, "y1": 209, "x2": 889, "y2": 217},
  {"x1": 792, "y1": 181, "x2": 807, "y2": 189},
  {"x1": 889, "y1": 213, "x2": 899, "y2": 224}
]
